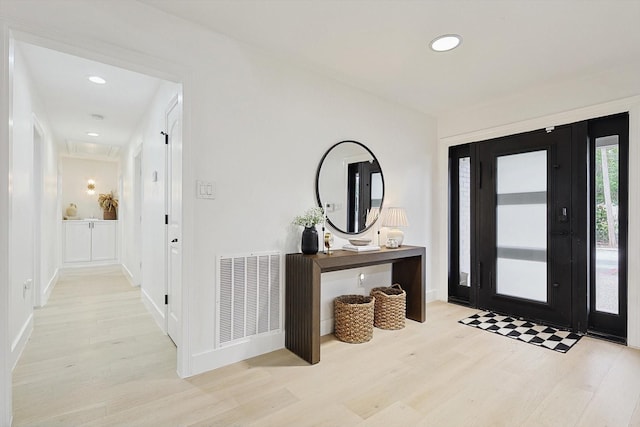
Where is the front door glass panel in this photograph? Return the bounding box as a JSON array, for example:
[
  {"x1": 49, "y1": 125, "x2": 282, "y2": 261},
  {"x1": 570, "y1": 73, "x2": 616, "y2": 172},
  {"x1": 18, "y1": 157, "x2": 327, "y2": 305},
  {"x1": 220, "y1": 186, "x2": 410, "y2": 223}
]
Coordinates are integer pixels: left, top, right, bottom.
[
  {"x1": 495, "y1": 150, "x2": 548, "y2": 302},
  {"x1": 594, "y1": 136, "x2": 619, "y2": 314},
  {"x1": 459, "y1": 157, "x2": 471, "y2": 287}
]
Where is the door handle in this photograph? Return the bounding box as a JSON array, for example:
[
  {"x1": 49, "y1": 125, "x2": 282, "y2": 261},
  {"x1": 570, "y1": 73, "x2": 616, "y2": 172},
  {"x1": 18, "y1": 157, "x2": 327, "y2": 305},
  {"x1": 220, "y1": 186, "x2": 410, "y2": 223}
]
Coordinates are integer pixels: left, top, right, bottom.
[
  {"x1": 477, "y1": 262, "x2": 482, "y2": 288},
  {"x1": 559, "y1": 207, "x2": 568, "y2": 223},
  {"x1": 171, "y1": 238, "x2": 178, "y2": 243},
  {"x1": 552, "y1": 282, "x2": 560, "y2": 288}
]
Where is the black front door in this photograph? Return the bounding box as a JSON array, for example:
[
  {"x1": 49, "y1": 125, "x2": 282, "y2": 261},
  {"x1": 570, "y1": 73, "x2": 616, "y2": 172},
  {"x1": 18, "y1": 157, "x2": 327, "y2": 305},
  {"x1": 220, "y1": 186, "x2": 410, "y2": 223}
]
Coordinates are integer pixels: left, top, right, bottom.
[{"x1": 475, "y1": 126, "x2": 573, "y2": 327}]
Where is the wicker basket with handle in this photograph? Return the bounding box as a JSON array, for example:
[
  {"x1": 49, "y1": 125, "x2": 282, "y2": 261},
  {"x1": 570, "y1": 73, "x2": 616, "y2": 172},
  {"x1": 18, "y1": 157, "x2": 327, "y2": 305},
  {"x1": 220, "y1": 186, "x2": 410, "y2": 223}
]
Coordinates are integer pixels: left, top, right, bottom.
[
  {"x1": 334, "y1": 295, "x2": 375, "y2": 343},
  {"x1": 370, "y1": 284, "x2": 406, "y2": 330}
]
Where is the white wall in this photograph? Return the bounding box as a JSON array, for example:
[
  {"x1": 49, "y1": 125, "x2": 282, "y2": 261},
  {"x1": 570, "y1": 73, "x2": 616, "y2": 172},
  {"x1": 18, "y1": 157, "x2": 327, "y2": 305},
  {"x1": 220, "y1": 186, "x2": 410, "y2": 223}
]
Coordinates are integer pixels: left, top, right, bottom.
[
  {"x1": 8, "y1": 39, "x2": 60, "y2": 375},
  {"x1": 60, "y1": 157, "x2": 118, "y2": 219},
  {"x1": 0, "y1": 6, "x2": 437, "y2": 411},
  {"x1": 9, "y1": 40, "x2": 36, "y2": 372},
  {"x1": 1, "y1": 21, "x2": 12, "y2": 427},
  {"x1": 435, "y1": 67, "x2": 640, "y2": 347},
  {"x1": 0, "y1": 0, "x2": 438, "y2": 382}
]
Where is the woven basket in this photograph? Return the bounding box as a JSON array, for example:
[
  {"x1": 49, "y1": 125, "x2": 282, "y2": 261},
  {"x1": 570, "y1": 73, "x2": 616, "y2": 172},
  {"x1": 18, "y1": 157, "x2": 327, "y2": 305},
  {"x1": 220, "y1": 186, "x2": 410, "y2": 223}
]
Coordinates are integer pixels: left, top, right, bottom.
[
  {"x1": 334, "y1": 295, "x2": 375, "y2": 343},
  {"x1": 370, "y1": 284, "x2": 406, "y2": 330}
]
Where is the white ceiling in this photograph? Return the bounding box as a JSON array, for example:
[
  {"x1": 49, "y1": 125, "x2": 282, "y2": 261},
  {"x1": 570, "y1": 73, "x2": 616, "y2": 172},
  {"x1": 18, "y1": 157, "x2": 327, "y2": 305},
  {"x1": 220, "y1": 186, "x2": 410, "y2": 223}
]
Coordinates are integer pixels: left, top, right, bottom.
[
  {"x1": 17, "y1": 41, "x2": 163, "y2": 158},
  {"x1": 141, "y1": 0, "x2": 640, "y2": 116}
]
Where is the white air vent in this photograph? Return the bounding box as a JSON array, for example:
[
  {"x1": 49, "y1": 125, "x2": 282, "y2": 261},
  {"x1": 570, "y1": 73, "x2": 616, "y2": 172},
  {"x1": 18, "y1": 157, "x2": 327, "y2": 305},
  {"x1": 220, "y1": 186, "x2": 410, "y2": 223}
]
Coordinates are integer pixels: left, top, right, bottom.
[{"x1": 217, "y1": 252, "x2": 281, "y2": 347}]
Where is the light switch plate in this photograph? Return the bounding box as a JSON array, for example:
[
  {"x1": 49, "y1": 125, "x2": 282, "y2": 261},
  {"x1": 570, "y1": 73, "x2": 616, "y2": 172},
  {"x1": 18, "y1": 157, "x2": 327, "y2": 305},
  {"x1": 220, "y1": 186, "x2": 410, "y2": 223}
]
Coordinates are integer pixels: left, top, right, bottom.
[{"x1": 196, "y1": 180, "x2": 216, "y2": 199}]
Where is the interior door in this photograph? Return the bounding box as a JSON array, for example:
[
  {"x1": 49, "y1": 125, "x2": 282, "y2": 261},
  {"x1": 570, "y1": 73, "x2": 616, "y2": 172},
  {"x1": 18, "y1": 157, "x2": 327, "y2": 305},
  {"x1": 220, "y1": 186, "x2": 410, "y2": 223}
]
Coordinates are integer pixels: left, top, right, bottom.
[
  {"x1": 476, "y1": 126, "x2": 573, "y2": 327},
  {"x1": 166, "y1": 96, "x2": 182, "y2": 346}
]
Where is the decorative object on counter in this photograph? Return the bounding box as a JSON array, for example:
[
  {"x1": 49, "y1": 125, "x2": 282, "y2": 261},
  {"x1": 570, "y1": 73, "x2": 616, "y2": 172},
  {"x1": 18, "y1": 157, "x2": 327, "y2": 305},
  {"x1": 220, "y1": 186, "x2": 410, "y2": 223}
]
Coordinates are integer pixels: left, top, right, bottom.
[
  {"x1": 98, "y1": 191, "x2": 119, "y2": 220},
  {"x1": 370, "y1": 284, "x2": 406, "y2": 330},
  {"x1": 293, "y1": 207, "x2": 325, "y2": 255},
  {"x1": 321, "y1": 203, "x2": 329, "y2": 254},
  {"x1": 342, "y1": 244, "x2": 380, "y2": 252},
  {"x1": 382, "y1": 207, "x2": 408, "y2": 247},
  {"x1": 386, "y1": 238, "x2": 398, "y2": 249},
  {"x1": 87, "y1": 179, "x2": 96, "y2": 195},
  {"x1": 65, "y1": 203, "x2": 78, "y2": 218},
  {"x1": 348, "y1": 237, "x2": 371, "y2": 246},
  {"x1": 324, "y1": 231, "x2": 334, "y2": 255},
  {"x1": 334, "y1": 294, "x2": 375, "y2": 343}
]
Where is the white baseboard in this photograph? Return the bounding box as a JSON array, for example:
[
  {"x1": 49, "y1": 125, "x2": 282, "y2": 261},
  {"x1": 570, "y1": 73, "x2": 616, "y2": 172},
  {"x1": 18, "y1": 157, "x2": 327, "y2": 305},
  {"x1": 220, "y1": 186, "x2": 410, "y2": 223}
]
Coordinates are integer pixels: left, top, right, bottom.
[
  {"x1": 141, "y1": 287, "x2": 166, "y2": 334},
  {"x1": 426, "y1": 288, "x2": 438, "y2": 303},
  {"x1": 121, "y1": 264, "x2": 138, "y2": 287},
  {"x1": 321, "y1": 318, "x2": 334, "y2": 337},
  {"x1": 40, "y1": 268, "x2": 59, "y2": 307},
  {"x1": 191, "y1": 332, "x2": 285, "y2": 377},
  {"x1": 10, "y1": 313, "x2": 33, "y2": 370}
]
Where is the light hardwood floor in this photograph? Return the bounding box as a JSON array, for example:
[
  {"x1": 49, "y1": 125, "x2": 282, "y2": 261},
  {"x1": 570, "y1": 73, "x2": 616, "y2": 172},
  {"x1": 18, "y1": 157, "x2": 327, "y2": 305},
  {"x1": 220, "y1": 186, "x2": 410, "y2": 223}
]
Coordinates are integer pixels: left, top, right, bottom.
[{"x1": 13, "y1": 267, "x2": 640, "y2": 426}]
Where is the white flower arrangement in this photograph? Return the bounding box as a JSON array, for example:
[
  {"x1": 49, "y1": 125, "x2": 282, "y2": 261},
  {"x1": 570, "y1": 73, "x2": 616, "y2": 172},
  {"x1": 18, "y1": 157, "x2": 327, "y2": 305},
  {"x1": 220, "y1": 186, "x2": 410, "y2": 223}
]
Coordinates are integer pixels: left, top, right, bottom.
[{"x1": 293, "y1": 207, "x2": 325, "y2": 228}]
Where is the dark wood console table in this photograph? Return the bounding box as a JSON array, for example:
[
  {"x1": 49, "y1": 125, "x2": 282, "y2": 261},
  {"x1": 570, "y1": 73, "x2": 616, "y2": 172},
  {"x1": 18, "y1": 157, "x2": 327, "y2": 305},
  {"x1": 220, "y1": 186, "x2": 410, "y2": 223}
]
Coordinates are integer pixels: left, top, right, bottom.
[{"x1": 285, "y1": 245, "x2": 425, "y2": 364}]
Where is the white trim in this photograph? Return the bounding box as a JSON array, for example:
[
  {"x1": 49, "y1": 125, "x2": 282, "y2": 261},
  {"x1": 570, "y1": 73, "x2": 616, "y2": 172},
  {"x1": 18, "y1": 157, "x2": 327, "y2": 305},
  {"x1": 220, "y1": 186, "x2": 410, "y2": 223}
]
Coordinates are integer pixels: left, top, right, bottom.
[
  {"x1": 141, "y1": 286, "x2": 167, "y2": 334},
  {"x1": 10, "y1": 313, "x2": 33, "y2": 370},
  {"x1": 178, "y1": 84, "x2": 193, "y2": 378},
  {"x1": 190, "y1": 332, "x2": 284, "y2": 376},
  {"x1": 40, "y1": 267, "x2": 59, "y2": 307},
  {"x1": 426, "y1": 289, "x2": 438, "y2": 303},
  {"x1": 440, "y1": 95, "x2": 640, "y2": 146},
  {"x1": 320, "y1": 318, "x2": 334, "y2": 337},
  {"x1": 627, "y1": 104, "x2": 640, "y2": 349},
  {"x1": 1, "y1": 24, "x2": 13, "y2": 426},
  {"x1": 121, "y1": 263, "x2": 138, "y2": 287}
]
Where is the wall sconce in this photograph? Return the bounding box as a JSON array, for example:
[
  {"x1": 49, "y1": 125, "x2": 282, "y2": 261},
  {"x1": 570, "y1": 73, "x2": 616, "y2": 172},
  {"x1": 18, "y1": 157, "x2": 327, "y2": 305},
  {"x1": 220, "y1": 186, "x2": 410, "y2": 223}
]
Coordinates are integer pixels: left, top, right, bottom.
[{"x1": 87, "y1": 179, "x2": 96, "y2": 195}]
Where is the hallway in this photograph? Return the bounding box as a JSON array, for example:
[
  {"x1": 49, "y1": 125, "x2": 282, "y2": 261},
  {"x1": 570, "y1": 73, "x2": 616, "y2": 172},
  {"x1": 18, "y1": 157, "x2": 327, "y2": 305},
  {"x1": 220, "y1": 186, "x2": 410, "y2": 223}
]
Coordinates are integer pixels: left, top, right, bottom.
[{"x1": 12, "y1": 267, "x2": 177, "y2": 425}]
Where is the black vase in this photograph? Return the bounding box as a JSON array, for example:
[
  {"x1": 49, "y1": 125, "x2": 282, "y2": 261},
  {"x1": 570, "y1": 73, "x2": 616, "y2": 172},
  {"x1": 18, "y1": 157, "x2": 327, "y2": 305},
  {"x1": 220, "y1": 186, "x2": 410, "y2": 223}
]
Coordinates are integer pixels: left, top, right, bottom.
[{"x1": 301, "y1": 226, "x2": 319, "y2": 254}]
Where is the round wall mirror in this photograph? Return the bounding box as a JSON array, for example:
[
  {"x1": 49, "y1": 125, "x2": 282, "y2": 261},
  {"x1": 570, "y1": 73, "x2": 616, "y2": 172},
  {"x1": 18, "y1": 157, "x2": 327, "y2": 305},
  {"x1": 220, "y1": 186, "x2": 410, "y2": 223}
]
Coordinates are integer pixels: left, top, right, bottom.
[{"x1": 316, "y1": 140, "x2": 384, "y2": 234}]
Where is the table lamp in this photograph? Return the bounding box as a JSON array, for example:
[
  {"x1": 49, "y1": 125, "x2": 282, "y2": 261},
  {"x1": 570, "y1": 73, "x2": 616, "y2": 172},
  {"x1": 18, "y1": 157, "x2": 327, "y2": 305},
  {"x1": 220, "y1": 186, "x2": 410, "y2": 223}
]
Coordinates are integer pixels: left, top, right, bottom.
[{"x1": 382, "y1": 207, "x2": 408, "y2": 247}]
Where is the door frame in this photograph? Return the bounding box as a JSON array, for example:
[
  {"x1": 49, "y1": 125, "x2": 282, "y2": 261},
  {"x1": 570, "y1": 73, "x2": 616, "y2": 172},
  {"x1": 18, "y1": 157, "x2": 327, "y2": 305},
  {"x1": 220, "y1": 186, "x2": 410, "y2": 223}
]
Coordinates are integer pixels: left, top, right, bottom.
[
  {"x1": 587, "y1": 113, "x2": 629, "y2": 340},
  {"x1": 448, "y1": 115, "x2": 629, "y2": 338},
  {"x1": 164, "y1": 95, "x2": 182, "y2": 347},
  {"x1": 448, "y1": 143, "x2": 473, "y2": 305},
  {"x1": 0, "y1": 27, "x2": 192, "y2": 424}
]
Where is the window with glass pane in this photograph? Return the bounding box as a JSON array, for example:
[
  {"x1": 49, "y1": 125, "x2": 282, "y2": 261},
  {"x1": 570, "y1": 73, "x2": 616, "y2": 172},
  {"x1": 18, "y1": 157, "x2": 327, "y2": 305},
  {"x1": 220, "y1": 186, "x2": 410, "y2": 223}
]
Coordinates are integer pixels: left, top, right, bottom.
[
  {"x1": 459, "y1": 157, "x2": 471, "y2": 287},
  {"x1": 495, "y1": 150, "x2": 547, "y2": 302},
  {"x1": 595, "y1": 136, "x2": 619, "y2": 314}
]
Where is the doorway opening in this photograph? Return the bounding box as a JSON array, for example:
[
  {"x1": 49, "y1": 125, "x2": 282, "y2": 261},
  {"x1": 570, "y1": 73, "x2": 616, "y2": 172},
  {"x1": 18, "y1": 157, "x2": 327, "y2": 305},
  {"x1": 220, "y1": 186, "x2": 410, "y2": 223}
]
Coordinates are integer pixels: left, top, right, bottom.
[
  {"x1": 7, "y1": 33, "x2": 185, "y2": 421},
  {"x1": 448, "y1": 113, "x2": 629, "y2": 341}
]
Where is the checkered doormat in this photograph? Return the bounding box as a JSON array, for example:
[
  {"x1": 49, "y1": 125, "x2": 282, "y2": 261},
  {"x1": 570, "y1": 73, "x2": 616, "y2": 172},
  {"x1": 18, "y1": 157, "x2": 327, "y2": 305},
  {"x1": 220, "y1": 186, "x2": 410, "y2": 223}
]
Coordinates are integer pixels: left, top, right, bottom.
[{"x1": 459, "y1": 311, "x2": 582, "y2": 353}]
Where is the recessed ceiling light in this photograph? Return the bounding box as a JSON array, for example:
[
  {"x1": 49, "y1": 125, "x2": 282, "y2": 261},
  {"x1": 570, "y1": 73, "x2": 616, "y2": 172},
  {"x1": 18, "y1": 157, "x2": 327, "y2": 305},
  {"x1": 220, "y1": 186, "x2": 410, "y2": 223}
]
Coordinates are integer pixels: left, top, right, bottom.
[
  {"x1": 430, "y1": 34, "x2": 462, "y2": 52},
  {"x1": 87, "y1": 132, "x2": 99, "y2": 137},
  {"x1": 88, "y1": 75, "x2": 106, "y2": 85}
]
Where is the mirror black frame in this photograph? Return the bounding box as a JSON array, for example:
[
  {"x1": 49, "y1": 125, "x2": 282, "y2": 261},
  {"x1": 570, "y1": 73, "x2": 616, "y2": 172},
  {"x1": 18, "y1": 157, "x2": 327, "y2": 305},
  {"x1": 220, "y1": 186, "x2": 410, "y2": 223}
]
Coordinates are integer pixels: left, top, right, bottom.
[{"x1": 315, "y1": 140, "x2": 385, "y2": 235}]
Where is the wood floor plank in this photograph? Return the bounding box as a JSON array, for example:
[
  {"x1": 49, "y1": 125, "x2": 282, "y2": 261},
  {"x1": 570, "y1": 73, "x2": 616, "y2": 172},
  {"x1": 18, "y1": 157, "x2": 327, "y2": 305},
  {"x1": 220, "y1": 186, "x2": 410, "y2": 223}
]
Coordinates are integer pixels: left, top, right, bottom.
[{"x1": 12, "y1": 267, "x2": 640, "y2": 426}]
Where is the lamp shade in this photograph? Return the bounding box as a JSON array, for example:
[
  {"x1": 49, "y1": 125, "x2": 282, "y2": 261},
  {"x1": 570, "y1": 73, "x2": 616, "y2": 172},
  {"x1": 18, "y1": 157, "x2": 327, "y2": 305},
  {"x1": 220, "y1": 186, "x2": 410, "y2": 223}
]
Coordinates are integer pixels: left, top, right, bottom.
[
  {"x1": 365, "y1": 207, "x2": 380, "y2": 227},
  {"x1": 382, "y1": 207, "x2": 408, "y2": 228}
]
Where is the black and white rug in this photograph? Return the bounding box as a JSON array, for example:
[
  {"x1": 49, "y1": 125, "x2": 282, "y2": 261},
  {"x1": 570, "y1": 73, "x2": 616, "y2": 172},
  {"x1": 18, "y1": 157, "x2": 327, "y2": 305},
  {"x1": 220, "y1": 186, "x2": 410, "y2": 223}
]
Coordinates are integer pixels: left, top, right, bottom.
[{"x1": 459, "y1": 311, "x2": 582, "y2": 353}]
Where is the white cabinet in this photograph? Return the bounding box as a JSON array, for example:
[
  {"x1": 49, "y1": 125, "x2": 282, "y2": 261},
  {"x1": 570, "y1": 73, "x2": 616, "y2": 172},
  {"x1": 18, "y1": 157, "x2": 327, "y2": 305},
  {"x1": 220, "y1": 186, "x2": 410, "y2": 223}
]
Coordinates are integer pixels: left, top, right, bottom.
[
  {"x1": 91, "y1": 221, "x2": 117, "y2": 261},
  {"x1": 63, "y1": 220, "x2": 117, "y2": 264}
]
